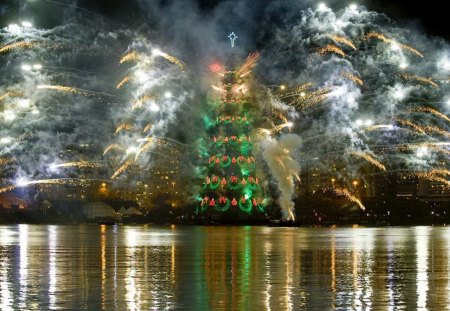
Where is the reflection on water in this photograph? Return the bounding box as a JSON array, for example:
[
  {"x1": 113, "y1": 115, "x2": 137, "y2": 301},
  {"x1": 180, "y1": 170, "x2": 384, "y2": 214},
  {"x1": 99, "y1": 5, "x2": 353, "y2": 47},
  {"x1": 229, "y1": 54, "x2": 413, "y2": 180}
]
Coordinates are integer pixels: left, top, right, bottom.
[{"x1": 0, "y1": 225, "x2": 449, "y2": 310}]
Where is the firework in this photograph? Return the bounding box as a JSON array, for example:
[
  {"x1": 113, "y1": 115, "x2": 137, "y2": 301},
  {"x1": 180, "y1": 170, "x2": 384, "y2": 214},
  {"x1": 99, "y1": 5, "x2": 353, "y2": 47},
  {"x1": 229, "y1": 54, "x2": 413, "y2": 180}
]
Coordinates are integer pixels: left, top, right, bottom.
[
  {"x1": 153, "y1": 49, "x2": 187, "y2": 73},
  {"x1": 349, "y1": 150, "x2": 386, "y2": 171},
  {"x1": 132, "y1": 95, "x2": 155, "y2": 110},
  {"x1": 412, "y1": 172, "x2": 450, "y2": 187},
  {"x1": 317, "y1": 44, "x2": 346, "y2": 57},
  {"x1": 329, "y1": 35, "x2": 357, "y2": 50},
  {"x1": 111, "y1": 159, "x2": 134, "y2": 179},
  {"x1": 411, "y1": 106, "x2": 450, "y2": 123},
  {"x1": 37, "y1": 85, "x2": 91, "y2": 95},
  {"x1": 236, "y1": 52, "x2": 261, "y2": 76},
  {"x1": 396, "y1": 118, "x2": 427, "y2": 134},
  {"x1": 119, "y1": 51, "x2": 141, "y2": 64},
  {"x1": 103, "y1": 144, "x2": 124, "y2": 155},
  {"x1": 135, "y1": 138, "x2": 154, "y2": 160},
  {"x1": 365, "y1": 32, "x2": 423, "y2": 58},
  {"x1": 117, "y1": 76, "x2": 132, "y2": 89},
  {"x1": 364, "y1": 124, "x2": 394, "y2": 131},
  {"x1": 115, "y1": 123, "x2": 133, "y2": 134},
  {"x1": 399, "y1": 74, "x2": 439, "y2": 88},
  {"x1": 333, "y1": 187, "x2": 365, "y2": 210},
  {"x1": 270, "y1": 123, "x2": 293, "y2": 135},
  {"x1": 51, "y1": 161, "x2": 104, "y2": 169},
  {"x1": 282, "y1": 87, "x2": 331, "y2": 110},
  {"x1": 142, "y1": 123, "x2": 153, "y2": 133},
  {"x1": 272, "y1": 110, "x2": 289, "y2": 123},
  {"x1": 341, "y1": 72, "x2": 364, "y2": 86},
  {"x1": 0, "y1": 41, "x2": 36, "y2": 54}
]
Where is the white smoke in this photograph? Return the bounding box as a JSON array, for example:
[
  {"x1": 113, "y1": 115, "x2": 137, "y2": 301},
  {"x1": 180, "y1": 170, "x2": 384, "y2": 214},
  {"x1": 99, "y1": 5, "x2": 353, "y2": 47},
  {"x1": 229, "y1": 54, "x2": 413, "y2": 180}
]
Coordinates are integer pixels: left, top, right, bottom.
[{"x1": 261, "y1": 134, "x2": 302, "y2": 220}]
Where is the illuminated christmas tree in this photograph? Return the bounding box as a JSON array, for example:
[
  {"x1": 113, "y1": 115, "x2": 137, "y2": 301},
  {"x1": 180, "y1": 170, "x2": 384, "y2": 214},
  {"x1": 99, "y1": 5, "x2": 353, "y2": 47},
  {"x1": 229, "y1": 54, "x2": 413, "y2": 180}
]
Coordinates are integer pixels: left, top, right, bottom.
[{"x1": 196, "y1": 51, "x2": 269, "y2": 220}]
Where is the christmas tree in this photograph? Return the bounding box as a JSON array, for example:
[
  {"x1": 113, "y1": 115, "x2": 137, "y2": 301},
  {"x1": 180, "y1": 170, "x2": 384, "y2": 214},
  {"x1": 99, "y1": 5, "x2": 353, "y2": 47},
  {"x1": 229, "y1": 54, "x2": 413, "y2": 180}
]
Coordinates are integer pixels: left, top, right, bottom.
[{"x1": 196, "y1": 52, "x2": 269, "y2": 220}]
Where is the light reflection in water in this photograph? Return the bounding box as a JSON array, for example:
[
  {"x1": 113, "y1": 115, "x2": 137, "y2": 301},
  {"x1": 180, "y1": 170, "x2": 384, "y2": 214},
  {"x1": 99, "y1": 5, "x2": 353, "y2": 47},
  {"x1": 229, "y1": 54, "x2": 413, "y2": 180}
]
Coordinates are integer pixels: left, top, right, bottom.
[
  {"x1": 48, "y1": 225, "x2": 57, "y2": 309},
  {"x1": 416, "y1": 227, "x2": 429, "y2": 310},
  {"x1": 100, "y1": 225, "x2": 106, "y2": 310},
  {"x1": 0, "y1": 228, "x2": 13, "y2": 311},
  {"x1": 18, "y1": 224, "x2": 28, "y2": 310},
  {"x1": 125, "y1": 228, "x2": 140, "y2": 311},
  {"x1": 0, "y1": 225, "x2": 448, "y2": 310}
]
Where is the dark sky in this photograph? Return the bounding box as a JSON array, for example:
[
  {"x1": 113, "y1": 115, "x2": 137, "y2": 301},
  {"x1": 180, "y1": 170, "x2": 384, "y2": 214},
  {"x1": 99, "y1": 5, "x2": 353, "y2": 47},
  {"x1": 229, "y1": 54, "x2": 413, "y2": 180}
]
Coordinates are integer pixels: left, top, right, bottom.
[
  {"x1": 75, "y1": 0, "x2": 450, "y2": 41},
  {"x1": 1, "y1": 0, "x2": 448, "y2": 41}
]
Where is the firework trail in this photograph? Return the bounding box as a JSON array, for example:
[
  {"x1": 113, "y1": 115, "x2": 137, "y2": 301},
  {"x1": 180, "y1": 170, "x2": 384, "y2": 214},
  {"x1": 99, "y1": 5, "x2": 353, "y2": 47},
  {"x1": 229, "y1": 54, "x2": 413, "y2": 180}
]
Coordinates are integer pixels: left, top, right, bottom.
[
  {"x1": 111, "y1": 159, "x2": 134, "y2": 179},
  {"x1": 411, "y1": 106, "x2": 450, "y2": 123},
  {"x1": 332, "y1": 187, "x2": 365, "y2": 210},
  {"x1": 317, "y1": 44, "x2": 346, "y2": 57},
  {"x1": 119, "y1": 51, "x2": 141, "y2": 64},
  {"x1": 349, "y1": 150, "x2": 386, "y2": 171},
  {"x1": 142, "y1": 123, "x2": 153, "y2": 133},
  {"x1": 329, "y1": 35, "x2": 357, "y2": 50},
  {"x1": 115, "y1": 123, "x2": 134, "y2": 134},
  {"x1": 0, "y1": 41, "x2": 36, "y2": 53},
  {"x1": 51, "y1": 161, "x2": 104, "y2": 169},
  {"x1": 153, "y1": 49, "x2": 187, "y2": 73},
  {"x1": 37, "y1": 84, "x2": 91, "y2": 95},
  {"x1": 135, "y1": 138, "x2": 154, "y2": 160},
  {"x1": 399, "y1": 74, "x2": 439, "y2": 88},
  {"x1": 396, "y1": 118, "x2": 427, "y2": 134},
  {"x1": 132, "y1": 95, "x2": 155, "y2": 110},
  {"x1": 341, "y1": 72, "x2": 364, "y2": 86},
  {"x1": 364, "y1": 124, "x2": 394, "y2": 131},
  {"x1": 270, "y1": 122, "x2": 293, "y2": 135},
  {"x1": 103, "y1": 144, "x2": 124, "y2": 155},
  {"x1": 116, "y1": 76, "x2": 132, "y2": 89},
  {"x1": 236, "y1": 52, "x2": 260, "y2": 76},
  {"x1": 365, "y1": 32, "x2": 423, "y2": 57}
]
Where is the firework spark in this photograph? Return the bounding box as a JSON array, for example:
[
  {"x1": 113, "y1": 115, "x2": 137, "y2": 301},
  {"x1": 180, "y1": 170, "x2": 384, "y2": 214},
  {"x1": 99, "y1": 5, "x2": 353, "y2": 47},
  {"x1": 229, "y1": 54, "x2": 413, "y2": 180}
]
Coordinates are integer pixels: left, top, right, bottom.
[
  {"x1": 51, "y1": 161, "x2": 104, "y2": 169},
  {"x1": 142, "y1": 123, "x2": 153, "y2": 133},
  {"x1": 333, "y1": 187, "x2": 366, "y2": 210},
  {"x1": 0, "y1": 41, "x2": 36, "y2": 53},
  {"x1": 115, "y1": 123, "x2": 133, "y2": 134},
  {"x1": 329, "y1": 34, "x2": 357, "y2": 50},
  {"x1": 236, "y1": 52, "x2": 260, "y2": 76},
  {"x1": 132, "y1": 95, "x2": 155, "y2": 110},
  {"x1": 153, "y1": 49, "x2": 187, "y2": 73},
  {"x1": 349, "y1": 150, "x2": 386, "y2": 171},
  {"x1": 103, "y1": 144, "x2": 124, "y2": 155},
  {"x1": 341, "y1": 72, "x2": 364, "y2": 86},
  {"x1": 317, "y1": 44, "x2": 346, "y2": 57},
  {"x1": 119, "y1": 51, "x2": 141, "y2": 64},
  {"x1": 117, "y1": 76, "x2": 132, "y2": 89},
  {"x1": 111, "y1": 159, "x2": 134, "y2": 179},
  {"x1": 365, "y1": 32, "x2": 423, "y2": 57},
  {"x1": 399, "y1": 74, "x2": 439, "y2": 88},
  {"x1": 37, "y1": 85, "x2": 91, "y2": 95},
  {"x1": 411, "y1": 106, "x2": 450, "y2": 123}
]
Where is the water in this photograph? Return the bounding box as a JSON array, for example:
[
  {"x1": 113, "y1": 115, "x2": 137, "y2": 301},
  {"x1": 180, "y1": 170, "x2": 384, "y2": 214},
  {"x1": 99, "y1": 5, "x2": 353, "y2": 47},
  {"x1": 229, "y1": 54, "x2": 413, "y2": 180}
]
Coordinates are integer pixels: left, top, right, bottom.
[{"x1": 0, "y1": 225, "x2": 449, "y2": 310}]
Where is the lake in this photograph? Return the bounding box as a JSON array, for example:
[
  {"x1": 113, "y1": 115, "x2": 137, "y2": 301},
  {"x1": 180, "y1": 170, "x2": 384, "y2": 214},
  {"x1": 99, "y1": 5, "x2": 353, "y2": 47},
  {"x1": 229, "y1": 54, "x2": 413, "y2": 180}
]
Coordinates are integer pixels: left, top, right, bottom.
[{"x1": 0, "y1": 225, "x2": 448, "y2": 310}]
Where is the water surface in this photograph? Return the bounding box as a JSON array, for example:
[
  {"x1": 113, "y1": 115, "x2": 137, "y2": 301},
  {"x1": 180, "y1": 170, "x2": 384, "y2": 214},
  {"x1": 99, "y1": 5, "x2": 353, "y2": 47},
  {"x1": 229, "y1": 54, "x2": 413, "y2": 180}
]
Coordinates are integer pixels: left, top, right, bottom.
[{"x1": 0, "y1": 225, "x2": 448, "y2": 310}]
